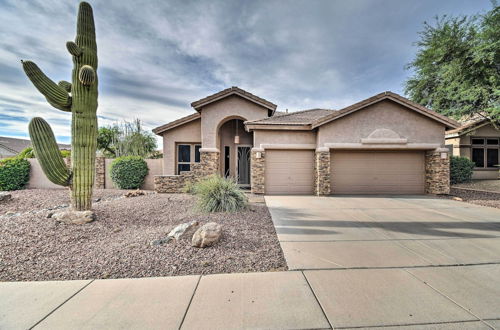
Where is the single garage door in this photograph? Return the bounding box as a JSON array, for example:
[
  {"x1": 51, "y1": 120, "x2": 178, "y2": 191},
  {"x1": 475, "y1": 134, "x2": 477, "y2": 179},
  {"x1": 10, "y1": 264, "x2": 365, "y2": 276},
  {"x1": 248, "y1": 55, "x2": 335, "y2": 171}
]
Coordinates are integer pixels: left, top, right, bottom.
[
  {"x1": 265, "y1": 150, "x2": 314, "y2": 194},
  {"x1": 331, "y1": 151, "x2": 425, "y2": 194}
]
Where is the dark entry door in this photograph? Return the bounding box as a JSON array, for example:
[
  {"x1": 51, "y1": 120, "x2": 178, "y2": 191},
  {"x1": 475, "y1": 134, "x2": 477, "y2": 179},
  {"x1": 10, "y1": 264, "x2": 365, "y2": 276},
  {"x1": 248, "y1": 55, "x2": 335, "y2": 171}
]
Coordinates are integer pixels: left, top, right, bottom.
[{"x1": 237, "y1": 146, "x2": 251, "y2": 185}]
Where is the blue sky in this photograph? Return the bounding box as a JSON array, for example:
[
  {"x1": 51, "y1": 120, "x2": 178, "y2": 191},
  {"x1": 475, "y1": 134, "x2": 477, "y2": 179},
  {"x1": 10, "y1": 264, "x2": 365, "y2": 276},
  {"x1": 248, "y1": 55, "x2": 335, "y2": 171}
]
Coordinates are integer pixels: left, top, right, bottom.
[{"x1": 0, "y1": 0, "x2": 493, "y2": 144}]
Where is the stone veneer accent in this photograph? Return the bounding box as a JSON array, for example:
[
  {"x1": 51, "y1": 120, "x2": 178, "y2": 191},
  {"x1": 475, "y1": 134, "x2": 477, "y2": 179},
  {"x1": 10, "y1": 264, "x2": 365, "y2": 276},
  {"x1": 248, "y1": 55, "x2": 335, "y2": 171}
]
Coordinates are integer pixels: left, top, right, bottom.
[
  {"x1": 425, "y1": 150, "x2": 450, "y2": 194},
  {"x1": 155, "y1": 150, "x2": 220, "y2": 193},
  {"x1": 94, "y1": 156, "x2": 105, "y2": 189},
  {"x1": 251, "y1": 150, "x2": 265, "y2": 194},
  {"x1": 314, "y1": 150, "x2": 330, "y2": 195}
]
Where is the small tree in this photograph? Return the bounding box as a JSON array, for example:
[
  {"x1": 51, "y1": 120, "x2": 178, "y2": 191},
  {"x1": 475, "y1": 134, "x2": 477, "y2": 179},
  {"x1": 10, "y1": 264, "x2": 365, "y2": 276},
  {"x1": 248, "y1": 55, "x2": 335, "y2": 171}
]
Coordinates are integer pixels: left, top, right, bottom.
[{"x1": 97, "y1": 119, "x2": 157, "y2": 158}]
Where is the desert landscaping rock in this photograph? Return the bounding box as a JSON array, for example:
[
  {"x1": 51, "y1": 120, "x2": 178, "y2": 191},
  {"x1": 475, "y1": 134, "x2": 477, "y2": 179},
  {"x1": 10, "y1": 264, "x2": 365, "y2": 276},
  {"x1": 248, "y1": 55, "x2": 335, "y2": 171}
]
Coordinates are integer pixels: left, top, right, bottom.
[
  {"x1": 52, "y1": 210, "x2": 96, "y2": 225},
  {"x1": 124, "y1": 190, "x2": 146, "y2": 198},
  {"x1": 192, "y1": 222, "x2": 222, "y2": 248},
  {"x1": 0, "y1": 192, "x2": 12, "y2": 202},
  {"x1": 168, "y1": 221, "x2": 199, "y2": 240},
  {"x1": 0, "y1": 189, "x2": 286, "y2": 281},
  {"x1": 150, "y1": 237, "x2": 173, "y2": 246}
]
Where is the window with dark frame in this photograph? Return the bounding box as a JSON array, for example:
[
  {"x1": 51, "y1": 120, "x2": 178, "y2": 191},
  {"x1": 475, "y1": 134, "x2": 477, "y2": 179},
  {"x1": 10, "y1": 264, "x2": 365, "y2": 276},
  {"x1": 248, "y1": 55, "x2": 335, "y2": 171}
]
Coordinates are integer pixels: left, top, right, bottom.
[
  {"x1": 471, "y1": 138, "x2": 499, "y2": 169},
  {"x1": 177, "y1": 143, "x2": 201, "y2": 174}
]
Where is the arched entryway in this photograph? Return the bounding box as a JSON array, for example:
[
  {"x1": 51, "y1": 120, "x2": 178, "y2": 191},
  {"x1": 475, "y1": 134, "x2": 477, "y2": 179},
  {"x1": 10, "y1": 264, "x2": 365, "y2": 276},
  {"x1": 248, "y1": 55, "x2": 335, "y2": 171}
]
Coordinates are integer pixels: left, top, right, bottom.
[{"x1": 217, "y1": 117, "x2": 253, "y2": 186}]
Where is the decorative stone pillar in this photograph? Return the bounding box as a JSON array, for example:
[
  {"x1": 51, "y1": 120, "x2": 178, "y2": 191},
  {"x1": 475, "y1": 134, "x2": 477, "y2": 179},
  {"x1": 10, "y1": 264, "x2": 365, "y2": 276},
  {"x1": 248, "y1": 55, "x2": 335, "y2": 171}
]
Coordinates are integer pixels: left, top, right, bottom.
[
  {"x1": 251, "y1": 149, "x2": 265, "y2": 194},
  {"x1": 194, "y1": 149, "x2": 219, "y2": 178},
  {"x1": 314, "y1": 148, "x2": 330, "y2": 195},
  {"x1": 94, "y1": 156, "x2": 106, "y2": 189},
  {"x1": 425, "y1": 149, "x2": 450, "y2": 194}
]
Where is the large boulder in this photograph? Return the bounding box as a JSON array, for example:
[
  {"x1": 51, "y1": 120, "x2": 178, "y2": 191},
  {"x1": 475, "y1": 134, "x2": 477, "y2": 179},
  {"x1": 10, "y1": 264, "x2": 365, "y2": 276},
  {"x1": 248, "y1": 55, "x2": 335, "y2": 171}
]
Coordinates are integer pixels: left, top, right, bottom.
[
  {"x1": 52, "y1": 210, "x2": 95, "y2": 225},
  {"x1": 0, "y1": 192, "x2": 12, "y2": 202},
  {"x1": 192, "y1": 222, "x2": 222, "y2": 248}
]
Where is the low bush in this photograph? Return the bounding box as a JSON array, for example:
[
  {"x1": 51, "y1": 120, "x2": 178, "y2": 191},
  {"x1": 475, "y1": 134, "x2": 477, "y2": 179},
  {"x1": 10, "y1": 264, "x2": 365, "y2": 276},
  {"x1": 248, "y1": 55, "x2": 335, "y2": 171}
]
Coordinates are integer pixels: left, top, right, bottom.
[
  {"x1": 0, "y1": 157, "x2": 31, "y2": 191},
  {"x1": 191, "y1": 175, "x2": 247, "y2": 212},
  {"x1": 110, "y1": 156, "x2": 148, "y2": 189},
  {"x1": 450, "y1": 156, "x2": 475, "y2": 184},
  {"x1": 18, "y1": 147, "x2": 70, "y2": 159}
]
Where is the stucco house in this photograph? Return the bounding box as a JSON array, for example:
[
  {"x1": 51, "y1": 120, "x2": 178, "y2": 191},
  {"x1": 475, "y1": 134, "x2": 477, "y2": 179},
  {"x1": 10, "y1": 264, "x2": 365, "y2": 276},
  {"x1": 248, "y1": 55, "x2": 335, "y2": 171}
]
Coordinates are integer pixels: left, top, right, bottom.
[
  {"x1": 0, "y1": 136, "x2": 70, "y2": 159},
  {"x1": 153, "y1": 87, "x2": 459, "y2": 195},
  {"x1": 445, "y1": 119, "x2": 500, "y2": 179}
]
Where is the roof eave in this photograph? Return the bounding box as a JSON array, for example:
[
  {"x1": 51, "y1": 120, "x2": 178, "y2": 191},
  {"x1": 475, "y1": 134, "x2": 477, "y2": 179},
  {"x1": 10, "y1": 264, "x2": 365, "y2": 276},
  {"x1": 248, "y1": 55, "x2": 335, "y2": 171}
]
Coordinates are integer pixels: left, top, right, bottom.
[
  {"x1": 245, "y1": 123, "x2": 312, "y2": 131},
  {"x1": 152, "y1": 113, "x2": 201, "y2": 135}
]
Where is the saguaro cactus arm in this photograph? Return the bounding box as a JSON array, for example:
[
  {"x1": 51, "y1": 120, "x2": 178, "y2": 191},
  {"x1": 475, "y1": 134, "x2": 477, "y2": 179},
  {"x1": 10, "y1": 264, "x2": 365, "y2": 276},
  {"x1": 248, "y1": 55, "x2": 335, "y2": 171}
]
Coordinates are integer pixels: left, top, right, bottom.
[
  {"x1": 28, "y1": 117, "x2": 71, "y2": 186},
  {"x1": 66, "y1": 41, "x2": 82, "y2": 57},
  {"x1": 21, "y1": 60, "x2": 72, "y2": 112},
  {"x1": 58, "y1": 80, "x2": 72, "y2": 92}
]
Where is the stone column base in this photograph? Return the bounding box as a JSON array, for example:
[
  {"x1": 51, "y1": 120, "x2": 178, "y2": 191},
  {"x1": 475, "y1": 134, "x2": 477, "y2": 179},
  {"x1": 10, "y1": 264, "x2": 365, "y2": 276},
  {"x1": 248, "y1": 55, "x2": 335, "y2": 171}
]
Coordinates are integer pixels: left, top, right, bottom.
[
  {"x1": 251, "y1": 150, "x2": 265, "y2": 194},
  {"x1": 193, "y1": 150, "x2": 220, "y2": 177},
  {"x1": 314, "y1": 150, "x2": 330, "y2": 195},
  {"x1": 425, "y1": 150, "x2": 450, "y2": 194},
  {"x1": 94, "y1": 156, "x2": 105, "y2": 189}
]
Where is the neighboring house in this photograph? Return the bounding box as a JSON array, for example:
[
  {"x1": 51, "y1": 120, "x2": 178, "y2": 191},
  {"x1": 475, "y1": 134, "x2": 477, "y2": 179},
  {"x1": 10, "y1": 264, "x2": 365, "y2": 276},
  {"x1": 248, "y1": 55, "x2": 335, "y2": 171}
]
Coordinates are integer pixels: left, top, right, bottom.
[
  {"x1": 153, "y1": 87, "x2": 459, "y2": 195},
  {"x1": 0, "y1": 136, "x2": 71, "y2": 159},
  {"x1": 445, "y1": 119, "x2": 500, "y2": 179}
]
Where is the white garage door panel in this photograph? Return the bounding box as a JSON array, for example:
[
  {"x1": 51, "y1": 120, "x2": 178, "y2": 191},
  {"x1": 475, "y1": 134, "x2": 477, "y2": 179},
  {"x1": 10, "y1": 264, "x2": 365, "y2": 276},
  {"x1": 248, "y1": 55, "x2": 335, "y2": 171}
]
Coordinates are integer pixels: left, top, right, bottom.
[
  {"x1": 265, "y1": 150, "x2": 314, "y2": 194},
  {"x1": 331, "y1": 151, "x2": 425, "y2": 194}
]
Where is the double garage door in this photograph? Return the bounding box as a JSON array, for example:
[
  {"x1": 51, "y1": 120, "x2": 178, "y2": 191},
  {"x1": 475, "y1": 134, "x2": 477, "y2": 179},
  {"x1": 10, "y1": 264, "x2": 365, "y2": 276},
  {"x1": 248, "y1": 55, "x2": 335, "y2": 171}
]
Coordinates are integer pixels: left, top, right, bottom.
[{"x1": 265, "y1": 150, "x2": 425, "y2": 195}]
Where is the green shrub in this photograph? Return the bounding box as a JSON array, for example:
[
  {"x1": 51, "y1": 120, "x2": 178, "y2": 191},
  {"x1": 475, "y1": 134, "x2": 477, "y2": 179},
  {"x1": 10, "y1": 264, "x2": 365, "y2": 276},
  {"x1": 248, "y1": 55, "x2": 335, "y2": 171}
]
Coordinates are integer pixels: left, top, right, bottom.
[
  {"x1": 450, "y1": 156, "x2": 475, "y2": 184},
  {"x1": 110, "y1": 156, "x2": 148, "y2": 189},
  {"x1": 191, "y1": 175, "x2": 247, "y2": 212},
  {"x1": 0, "y1": 157, "x2": 31, "y2": 191},
  {"x1": 18, "y1": 146, "x2": 70, "y2": 159},
  {"x1": 18, "y1": 147, "x2": 35, "y2": 158},
  {"x1": 60, "y1": 149, "x2": 71, "y2": 158}
]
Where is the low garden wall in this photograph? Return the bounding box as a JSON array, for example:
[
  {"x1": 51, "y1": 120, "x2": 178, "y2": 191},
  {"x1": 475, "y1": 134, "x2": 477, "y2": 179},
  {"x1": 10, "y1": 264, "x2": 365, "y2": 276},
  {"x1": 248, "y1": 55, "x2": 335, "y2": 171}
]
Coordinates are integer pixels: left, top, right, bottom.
[{"x1": 26, "y1": 157, "x2": 163, "y2": 190}]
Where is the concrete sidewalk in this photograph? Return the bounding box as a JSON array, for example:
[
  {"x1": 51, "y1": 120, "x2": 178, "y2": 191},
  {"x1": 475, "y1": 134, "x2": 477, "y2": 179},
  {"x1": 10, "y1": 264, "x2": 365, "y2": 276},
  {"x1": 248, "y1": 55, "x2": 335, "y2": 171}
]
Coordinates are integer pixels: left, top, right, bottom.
[{"x1": 1, "y1": 265, "x2": 499, "y2": 329}]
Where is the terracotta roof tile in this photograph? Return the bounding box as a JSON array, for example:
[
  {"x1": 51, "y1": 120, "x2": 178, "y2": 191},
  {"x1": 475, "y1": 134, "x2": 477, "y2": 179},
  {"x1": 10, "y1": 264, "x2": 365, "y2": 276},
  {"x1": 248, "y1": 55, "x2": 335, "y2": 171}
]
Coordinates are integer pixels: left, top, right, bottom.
[{"x1": 246, "y1": 108, "x2": 335, "y2": 126}]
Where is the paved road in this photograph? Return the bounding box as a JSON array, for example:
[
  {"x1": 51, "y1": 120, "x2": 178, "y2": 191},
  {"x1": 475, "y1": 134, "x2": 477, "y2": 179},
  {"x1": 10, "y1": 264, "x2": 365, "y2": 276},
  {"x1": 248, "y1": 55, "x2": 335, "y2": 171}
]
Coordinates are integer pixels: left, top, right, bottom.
[{"x1": 266, "y1": 195, "x2": 500, "y2": 329}]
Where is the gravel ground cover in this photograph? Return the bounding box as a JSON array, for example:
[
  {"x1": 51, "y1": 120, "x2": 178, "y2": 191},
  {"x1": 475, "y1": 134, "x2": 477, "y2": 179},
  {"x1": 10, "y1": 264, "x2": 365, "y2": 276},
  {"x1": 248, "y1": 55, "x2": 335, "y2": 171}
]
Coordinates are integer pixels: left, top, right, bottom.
[
  {"x1": 453, "y1": 179, "x2": 500, "y2": 192},
  {"x1": 0, "y1": 189, "x2": 287, "y2": 281},
  {"x1": 440, "y1": 187, "x2": 500, "y2": 209}
]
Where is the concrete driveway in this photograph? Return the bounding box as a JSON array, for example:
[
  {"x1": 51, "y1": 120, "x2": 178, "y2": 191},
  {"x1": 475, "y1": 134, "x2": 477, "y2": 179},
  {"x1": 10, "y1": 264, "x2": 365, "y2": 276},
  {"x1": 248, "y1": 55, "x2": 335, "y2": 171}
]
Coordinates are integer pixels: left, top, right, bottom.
[{"x1": 266, "y1": 195, "x2": 500, "y2": 329}]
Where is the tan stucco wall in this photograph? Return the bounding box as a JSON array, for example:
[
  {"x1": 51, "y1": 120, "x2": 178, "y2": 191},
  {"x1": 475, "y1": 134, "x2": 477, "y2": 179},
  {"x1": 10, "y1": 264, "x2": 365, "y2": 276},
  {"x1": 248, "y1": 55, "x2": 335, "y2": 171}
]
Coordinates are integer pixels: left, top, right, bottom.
[
  {"x1": 218, "y1": 119, "x2": 253, "y2": 177},
  {"x1": 254, "y1": 130, "x2": 316, "y2": 148},
  {"x1": 27, "y1": 159, "x2": 63, "y2": 189},
  {"x1": 201, "y1": 95, "x2": 268, "y2": 148},
  {"x1": 318, "y1": 100, "x2": 446, "y2": 147},
  {"x1": 27, "y1": 158, "x2": 163, "y2": 190},
  {"x1": 161, "y1": 118, "x2": 201, "y2": 175}
]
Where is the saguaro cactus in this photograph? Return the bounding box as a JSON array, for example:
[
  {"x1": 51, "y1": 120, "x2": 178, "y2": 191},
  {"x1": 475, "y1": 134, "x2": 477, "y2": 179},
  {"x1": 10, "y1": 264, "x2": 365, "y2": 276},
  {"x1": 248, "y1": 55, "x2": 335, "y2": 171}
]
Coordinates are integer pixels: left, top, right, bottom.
[{"x1": 22, "y1": 2, "x2": 98, "y2": 211}]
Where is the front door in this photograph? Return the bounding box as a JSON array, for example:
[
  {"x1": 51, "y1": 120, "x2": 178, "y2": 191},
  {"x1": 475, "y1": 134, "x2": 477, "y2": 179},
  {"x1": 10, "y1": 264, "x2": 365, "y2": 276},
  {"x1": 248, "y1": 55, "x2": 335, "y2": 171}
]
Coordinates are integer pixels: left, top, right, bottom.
[{"x1": 237, "y1": 146, "x2": 251, "y2": 186}]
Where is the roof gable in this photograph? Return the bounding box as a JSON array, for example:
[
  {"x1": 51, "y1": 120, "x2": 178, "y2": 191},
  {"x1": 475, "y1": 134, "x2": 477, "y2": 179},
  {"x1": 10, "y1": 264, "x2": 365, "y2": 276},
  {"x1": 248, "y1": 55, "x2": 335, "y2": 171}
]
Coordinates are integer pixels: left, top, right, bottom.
[
  {"x1": 311, "y1": 92, "x2": 460, "y2": 129},
  {"x1": 445, "y1": 118, "x2": 498, "y2": 137},
  {"x1": 191, "y1": 86, "x2": 277, "y2": 113}
]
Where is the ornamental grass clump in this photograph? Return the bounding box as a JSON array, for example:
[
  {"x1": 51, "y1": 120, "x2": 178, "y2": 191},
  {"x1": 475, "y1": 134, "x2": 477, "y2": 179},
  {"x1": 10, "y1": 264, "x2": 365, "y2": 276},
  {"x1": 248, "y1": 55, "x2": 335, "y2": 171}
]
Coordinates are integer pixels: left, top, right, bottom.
[{"x1": 192, "y1": 175, "x2": 248, "y2": 213}]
